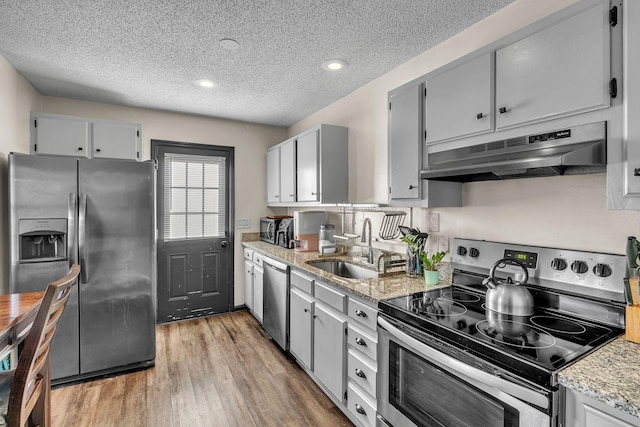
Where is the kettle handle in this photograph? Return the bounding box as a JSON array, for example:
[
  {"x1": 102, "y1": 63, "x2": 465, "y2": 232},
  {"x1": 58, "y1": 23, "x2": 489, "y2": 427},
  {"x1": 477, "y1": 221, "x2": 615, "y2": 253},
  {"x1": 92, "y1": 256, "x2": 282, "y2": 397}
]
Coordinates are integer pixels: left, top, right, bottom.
[{"x1": 487, "y1": 258, "x2": 529, "y2": 287}]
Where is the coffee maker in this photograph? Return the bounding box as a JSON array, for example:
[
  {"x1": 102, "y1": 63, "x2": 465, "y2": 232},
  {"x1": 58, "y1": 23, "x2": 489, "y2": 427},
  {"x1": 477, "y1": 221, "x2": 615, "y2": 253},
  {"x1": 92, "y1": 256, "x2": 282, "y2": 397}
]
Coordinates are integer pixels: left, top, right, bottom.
[
  {"x1": 276, "y1": 218, "x2": 294, "y2": 248},
  {"x1": 292, "y1": 211, "x2": 326, "y2": 252}
]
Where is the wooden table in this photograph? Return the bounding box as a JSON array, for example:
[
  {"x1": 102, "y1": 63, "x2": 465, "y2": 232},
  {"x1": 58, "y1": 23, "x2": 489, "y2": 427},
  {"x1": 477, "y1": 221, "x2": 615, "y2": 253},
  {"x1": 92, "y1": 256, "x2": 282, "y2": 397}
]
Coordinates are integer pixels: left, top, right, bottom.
[{"x1": 0, "y1": 291, "x2": 44, "y2": 364}]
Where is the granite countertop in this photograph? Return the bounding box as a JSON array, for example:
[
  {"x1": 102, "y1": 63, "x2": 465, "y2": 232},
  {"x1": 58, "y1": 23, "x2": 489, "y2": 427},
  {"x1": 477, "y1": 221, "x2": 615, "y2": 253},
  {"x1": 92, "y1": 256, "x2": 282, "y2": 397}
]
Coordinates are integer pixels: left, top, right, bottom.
[
  {"x1": 241, "y1": 240, "x2": 451, "y2": 302},
  {"x1": 559, "y1": 336, "x2": 640, "y2": 418}
]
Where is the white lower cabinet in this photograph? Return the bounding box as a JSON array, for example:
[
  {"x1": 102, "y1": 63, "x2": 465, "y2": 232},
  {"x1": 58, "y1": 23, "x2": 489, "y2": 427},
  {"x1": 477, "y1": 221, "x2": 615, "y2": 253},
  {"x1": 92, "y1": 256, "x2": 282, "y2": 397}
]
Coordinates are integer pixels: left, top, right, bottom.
[
  {"x1": 563, "y1": 386, "x2": 640, "y2": 427},
  {"x1": 243, "y1": 249, "x2": 254, "y2": 311},
  {"x1": 314, "y1": 302, "x2": 347, "y2": 401},
  {"x1": 348, "y1": 382, "x2": 377, "y2": 427},
  {"x1": 289, "y1": 287, "x2": 314, "y2": 370},
  {"x1": 252, "y1": 257, "x2": 264, "y2": 323}
]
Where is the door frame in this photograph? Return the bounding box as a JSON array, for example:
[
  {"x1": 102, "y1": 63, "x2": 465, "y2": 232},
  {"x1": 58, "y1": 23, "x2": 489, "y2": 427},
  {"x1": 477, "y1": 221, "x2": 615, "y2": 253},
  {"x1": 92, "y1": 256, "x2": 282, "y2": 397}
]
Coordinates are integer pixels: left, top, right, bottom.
[{"x1": 151, "y1": 139, "x2": 235, "y2": 318}]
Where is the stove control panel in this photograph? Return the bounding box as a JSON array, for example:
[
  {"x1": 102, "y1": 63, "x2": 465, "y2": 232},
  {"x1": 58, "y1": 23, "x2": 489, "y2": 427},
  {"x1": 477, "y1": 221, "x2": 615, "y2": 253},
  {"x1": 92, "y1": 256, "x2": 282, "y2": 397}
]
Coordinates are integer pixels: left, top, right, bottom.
[{"x1": 451, "y1": 238, "x2": 627, "y2": 303}]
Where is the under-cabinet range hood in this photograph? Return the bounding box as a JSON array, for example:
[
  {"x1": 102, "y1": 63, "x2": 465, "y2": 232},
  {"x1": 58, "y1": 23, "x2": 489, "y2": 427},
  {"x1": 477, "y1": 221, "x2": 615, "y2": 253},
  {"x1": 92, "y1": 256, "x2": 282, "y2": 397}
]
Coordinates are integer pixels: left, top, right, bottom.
[{"x1": 420, "y1": 122, "x2": 606, "y2": 182}]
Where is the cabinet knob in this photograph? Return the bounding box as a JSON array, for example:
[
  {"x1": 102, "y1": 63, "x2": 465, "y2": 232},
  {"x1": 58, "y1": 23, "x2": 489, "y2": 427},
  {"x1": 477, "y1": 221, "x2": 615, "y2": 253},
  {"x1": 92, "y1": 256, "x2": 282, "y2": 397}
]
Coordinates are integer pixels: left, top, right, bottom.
[
  {"x1": 355, "y1": 368, "x2": 366, "y2": 378},
  {"x1": 355, "y1": 337, "x2": 367, "y2": 346},
  {"x1": 304, "y1": 308, "x2": 309, "y2": 313},
  {"x1": 498, "y1": 107, "x2": 508, "y2": 115},
  {"x1": 475, "y1": 112, "x2": 484, "y2": 120},
  {"x1": 96, "y1": 148, "x2": 101, "y2": 153},
  {"x1": 274, "y1": 195, "x2": 279, "y2": 198},
  {"x1": 408, "y1": 185, "x2": 416, "y2": 190},
  {"x1": 311, "y1": 192, "x2": 317, "y2": 196},
  {"x1": 290, "y1": 194, "x2": 295, "y2": 197},
  {"x1": 78, "y1": 147, "x2": 83, "y2": 151},
  {"x1": 355, "y1": 404, "x2": 366, "y2": 416},
  {"x1": 313, "y1": 315, "x2": 319, "y2": 319},
  {"x1": 355, "y1": 310, "x2": 367, "y2": 318}
]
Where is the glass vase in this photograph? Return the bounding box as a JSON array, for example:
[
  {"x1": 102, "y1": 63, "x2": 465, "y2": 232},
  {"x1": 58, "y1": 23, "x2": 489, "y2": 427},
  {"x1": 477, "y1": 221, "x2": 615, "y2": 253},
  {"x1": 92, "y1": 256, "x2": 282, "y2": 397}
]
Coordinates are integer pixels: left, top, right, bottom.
[{"x1": 406, "y1": 248, "x2": 424, "y2": 278}]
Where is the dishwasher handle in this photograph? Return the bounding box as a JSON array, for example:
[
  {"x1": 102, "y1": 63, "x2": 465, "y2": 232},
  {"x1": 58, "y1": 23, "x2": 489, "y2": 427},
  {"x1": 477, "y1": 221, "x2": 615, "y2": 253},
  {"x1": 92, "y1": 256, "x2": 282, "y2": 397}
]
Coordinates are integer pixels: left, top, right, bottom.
[{"x1": 262, "y1": 257, "x2": 288, "y2": 272}]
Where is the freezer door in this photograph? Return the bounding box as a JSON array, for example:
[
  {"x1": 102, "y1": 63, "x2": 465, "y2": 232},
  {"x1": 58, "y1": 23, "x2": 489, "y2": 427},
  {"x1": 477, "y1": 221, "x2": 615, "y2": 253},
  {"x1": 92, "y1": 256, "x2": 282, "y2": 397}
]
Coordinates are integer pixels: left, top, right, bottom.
[
  {"x1": 8, "y1": 153, "x2": 80, "y2": 379},
  {"x1": 78, "y1": 158, "x2": 156, "y2": 374}
]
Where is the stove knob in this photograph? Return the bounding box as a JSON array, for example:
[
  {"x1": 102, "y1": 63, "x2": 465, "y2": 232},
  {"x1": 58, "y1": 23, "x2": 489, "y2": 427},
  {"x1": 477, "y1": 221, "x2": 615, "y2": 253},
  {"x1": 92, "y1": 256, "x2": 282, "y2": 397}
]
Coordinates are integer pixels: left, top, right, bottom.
[
  {"x1": 571, "y1": 260, "x2": 589, "y2": 274},
  {"x1": 457, "y1": 246, "x2": 467, "y2": 256},
  {"x1": 469, "y1": 247, "x2": 479, "y2": 258},
  {"x1": 593, "y1": 263, "x2": 612, "y2": 278},
  {"x1": 551, "y1": 258, "x2": 567, "y2": 271}
]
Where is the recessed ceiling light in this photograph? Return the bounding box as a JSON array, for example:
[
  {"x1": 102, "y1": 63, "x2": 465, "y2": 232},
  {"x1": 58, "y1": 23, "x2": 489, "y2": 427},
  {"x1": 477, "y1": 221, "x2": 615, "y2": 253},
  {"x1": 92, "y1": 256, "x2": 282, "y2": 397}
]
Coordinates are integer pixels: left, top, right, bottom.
[
  {"x1": 322, "y1": 59, "x2": 348, "y2": 71},
  {"x1": 220, "y1": 38, "x2": 240, "y2": 51},
  {"x1": 195, "y1": 79, "x2": 216, "y2": 88}
]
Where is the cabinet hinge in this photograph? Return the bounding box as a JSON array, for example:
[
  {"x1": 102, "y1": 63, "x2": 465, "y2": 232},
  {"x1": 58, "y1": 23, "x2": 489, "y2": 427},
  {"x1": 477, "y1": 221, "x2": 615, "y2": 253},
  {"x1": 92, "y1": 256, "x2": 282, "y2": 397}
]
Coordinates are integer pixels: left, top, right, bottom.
[
  {"x1": 424, "y1": 130, "x2": 427, "y2": 140},
  {"x1": 345, "y1": 327, "x2": 348, "y2": 336},
  {"x1": 34, "y1": 119, "x2": 37, "y2": 128},
  {"x1": 389, "y1": 102, "x2": 391, "y2": 111},
  {"x1": 389, "y1": 186, "x2": 392, "y2": 195},
  {"x1": 153, "y1": 159, "x2": 159, "y2": 170},
  {"x1": 610, "y1": 6, "x2": 618, "y2": 27},
  {"x1": 424, "y1": 87, "x2": 427, "y2": 97},
  {"x1": 34, "y1": 143, "x2": 37, "y2": 152},
  {"x1": 137, "y1": 151, "x2": 140, "y2": 159},
  {"x1": 344, "y1": 390, "x2": 348, "y2": 401},
  {"x1": 136, "y1": 130, "x2": 140, "y2": 137},
  {"x1": 610, "y1": 78, "x2": 618, "y2": 99}
]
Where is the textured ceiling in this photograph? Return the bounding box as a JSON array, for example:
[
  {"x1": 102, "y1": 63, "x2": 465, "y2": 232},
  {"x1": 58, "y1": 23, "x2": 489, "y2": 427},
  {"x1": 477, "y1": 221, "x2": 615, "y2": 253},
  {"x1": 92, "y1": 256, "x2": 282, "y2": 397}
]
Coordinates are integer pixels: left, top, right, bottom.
[{"x1": 0, "y1": 0, "x2": 515, "y2": 127}]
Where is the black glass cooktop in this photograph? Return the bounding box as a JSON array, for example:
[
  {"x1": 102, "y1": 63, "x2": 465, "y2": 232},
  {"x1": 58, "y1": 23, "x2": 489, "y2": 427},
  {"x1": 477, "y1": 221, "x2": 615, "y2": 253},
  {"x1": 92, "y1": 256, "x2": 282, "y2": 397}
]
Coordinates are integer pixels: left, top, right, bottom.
[{"x1": 379, "y1": 285, "x2": 623, "y2": 388}]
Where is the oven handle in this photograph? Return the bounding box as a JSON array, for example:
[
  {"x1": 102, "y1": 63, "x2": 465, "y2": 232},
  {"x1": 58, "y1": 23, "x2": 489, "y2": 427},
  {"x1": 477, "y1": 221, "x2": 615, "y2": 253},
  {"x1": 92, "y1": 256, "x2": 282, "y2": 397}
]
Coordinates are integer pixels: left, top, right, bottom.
[{"x1": 378, "y1": 316, "x2": 549, "y2": 410}]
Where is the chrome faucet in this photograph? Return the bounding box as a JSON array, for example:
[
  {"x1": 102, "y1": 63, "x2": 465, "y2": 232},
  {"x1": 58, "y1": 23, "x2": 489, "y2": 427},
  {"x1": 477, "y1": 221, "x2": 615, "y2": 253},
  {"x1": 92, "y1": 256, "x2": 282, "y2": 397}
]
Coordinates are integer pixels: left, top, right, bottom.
[{"x1": 361, "y1": 218, "x2": 373, "y2": 264}]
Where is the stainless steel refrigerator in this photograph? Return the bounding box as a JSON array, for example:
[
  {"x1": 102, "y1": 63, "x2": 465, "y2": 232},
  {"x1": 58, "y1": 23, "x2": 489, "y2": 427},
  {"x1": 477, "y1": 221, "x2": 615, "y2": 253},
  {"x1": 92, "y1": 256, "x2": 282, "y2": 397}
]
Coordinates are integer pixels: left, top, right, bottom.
[{"x1": 9, "y1": 153, "x2": 156, "y2": 384}]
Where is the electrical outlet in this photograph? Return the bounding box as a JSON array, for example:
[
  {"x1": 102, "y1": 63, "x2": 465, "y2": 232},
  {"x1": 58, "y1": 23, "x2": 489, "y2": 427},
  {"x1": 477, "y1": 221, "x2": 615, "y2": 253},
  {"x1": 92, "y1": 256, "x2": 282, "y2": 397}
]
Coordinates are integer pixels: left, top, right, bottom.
[
  {"x1": 236, "y1": 218, "x2": 251, "y2": 229},
  {"x1": 438, "y1": 235, "x2": 449, "y2": 252},
  {"x1": 428, "y1": 213, "x2": 440, "y2": 232}
]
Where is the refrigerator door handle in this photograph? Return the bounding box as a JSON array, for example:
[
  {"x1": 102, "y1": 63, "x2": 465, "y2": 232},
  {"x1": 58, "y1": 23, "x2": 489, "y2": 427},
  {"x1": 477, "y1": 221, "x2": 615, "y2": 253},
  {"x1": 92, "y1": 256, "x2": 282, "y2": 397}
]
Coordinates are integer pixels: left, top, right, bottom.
[
  {"x1": 79, "y1": 193, "x2": 88, "y2": 284},
  {"x1": 68, "y1": 193, "x2": 78, "y2": 267}
]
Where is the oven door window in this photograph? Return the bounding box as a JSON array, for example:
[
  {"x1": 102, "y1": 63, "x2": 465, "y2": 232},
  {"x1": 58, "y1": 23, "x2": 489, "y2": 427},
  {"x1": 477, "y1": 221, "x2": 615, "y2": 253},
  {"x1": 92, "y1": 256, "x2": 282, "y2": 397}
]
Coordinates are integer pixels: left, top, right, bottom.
[{"x1": 389, "y1": 341, "x2": 519, "y2": 427}]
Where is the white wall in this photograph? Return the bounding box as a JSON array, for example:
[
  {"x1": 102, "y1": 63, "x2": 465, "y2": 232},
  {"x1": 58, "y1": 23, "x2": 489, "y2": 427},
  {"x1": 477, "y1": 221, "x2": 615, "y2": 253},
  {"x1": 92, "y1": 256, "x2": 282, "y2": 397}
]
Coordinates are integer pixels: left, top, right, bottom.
[
  {"x1": 288, "y1": 0, "x2": 640, "y2": 256},
  {"x1": 0, "y1": 54, "x2": 42, "y2": 294}
]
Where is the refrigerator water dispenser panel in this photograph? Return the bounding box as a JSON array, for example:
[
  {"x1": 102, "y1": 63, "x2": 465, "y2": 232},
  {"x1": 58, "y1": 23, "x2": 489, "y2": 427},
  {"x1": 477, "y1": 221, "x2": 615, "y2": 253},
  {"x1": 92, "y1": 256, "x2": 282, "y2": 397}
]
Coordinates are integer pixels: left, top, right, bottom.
[{"x1": 18, "y1": 218, "x2": 67, "y2": 263}]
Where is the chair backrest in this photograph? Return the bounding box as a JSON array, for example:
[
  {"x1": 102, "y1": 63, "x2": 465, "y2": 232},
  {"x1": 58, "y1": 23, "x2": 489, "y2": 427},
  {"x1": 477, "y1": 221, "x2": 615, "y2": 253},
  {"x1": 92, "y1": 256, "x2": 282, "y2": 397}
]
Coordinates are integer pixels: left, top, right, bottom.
[{"x1": 7, "y1": 264, "x2": 80, "y2": 426}]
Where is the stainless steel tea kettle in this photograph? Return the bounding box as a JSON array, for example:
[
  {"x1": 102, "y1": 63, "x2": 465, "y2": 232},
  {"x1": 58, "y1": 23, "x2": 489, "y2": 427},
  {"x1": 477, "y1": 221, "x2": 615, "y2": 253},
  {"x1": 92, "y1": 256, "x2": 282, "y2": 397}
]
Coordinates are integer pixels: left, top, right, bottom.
[{"x1": 482, "y1": 258, "x2": 534, "y2": 316}]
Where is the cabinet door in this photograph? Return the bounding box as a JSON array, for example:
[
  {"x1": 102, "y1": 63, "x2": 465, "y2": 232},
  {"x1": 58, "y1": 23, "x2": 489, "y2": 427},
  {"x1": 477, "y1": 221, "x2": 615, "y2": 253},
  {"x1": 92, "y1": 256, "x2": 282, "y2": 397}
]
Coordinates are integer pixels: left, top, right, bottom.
[
  {"x1": 563, "y1": 387, "x2": 639, "y2": 427},
  {"x1": 496, "y1": 2, "x2": 610, "y2": 129},
  {"x1": 266, "y1": 147, "x2": 280, "y2": 204},
  {"x1": 32, "y1": 115, "x2": 90, "y2": 157},
  {"x1": 92, "y1": 121, "x2": 141, "y2": 160},
  {"x1": 289, "y1": 288, "x2": 314, "y2": 370},
  {"x1": 243, "y1": 260, "x2": 253, "y2": 310},
  {"x1": 296, "y1": 130, "x2": 319, "y2": 202},
  {"x1": 279, "y1": 139, "x2": 296, "y2": 202},
  {"x1": 313, "y1": 303, "x2": 346, "y2": 401},
  {"x1": 389, "y1": 82, "x2": 422, "y2": 200},
  {"x1": 253, "y1": 264, "x2": 264, "y2": 323},
  {"x1": 426, "y1": 52, "x2": 494, "y2": 143}
]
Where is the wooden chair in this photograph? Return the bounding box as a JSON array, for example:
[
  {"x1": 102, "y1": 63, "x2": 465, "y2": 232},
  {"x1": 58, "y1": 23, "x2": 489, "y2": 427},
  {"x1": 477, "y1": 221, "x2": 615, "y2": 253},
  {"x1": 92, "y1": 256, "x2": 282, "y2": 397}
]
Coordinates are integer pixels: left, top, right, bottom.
[{"x1": 0, "y1": 264, "x2": 80, "y2": 427}]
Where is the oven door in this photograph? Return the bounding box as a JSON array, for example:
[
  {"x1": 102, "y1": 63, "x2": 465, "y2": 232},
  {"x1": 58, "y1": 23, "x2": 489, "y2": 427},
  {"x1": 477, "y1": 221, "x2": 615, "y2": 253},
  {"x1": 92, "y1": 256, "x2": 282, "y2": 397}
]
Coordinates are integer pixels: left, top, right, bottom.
[{"x1": 377, "y1": 315, "x2": 552, "y2": 427}]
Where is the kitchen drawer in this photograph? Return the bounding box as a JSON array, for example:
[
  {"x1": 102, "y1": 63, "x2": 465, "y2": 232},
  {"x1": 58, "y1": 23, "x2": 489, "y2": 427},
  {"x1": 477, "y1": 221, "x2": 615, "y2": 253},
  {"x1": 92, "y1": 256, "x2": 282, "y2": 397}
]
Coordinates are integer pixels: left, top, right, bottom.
[
  {"x1": 348, "y1": 348, "x2": 377, "y2": 399},
  {"x1": 244, "y1": 248, "x2": 254, "y2": 261},
  {"x1": 291, "y1": 270, "x2": 313, "y2": 295},
  {"x1": 348, "y1": 323, "x2": 377, "y2": 362},
  {"x1": 348, "y1": 298, "x2": 377, "y2": 332},
  {"x1": 253, "y1": 252, "x2": 264, "y2": 267},
  {"x1": 315, "y1": 281, "x2": 347, "y2": 313},
  {"x1": 348, "y1": 382, "x2": 377, "y2": 427}
]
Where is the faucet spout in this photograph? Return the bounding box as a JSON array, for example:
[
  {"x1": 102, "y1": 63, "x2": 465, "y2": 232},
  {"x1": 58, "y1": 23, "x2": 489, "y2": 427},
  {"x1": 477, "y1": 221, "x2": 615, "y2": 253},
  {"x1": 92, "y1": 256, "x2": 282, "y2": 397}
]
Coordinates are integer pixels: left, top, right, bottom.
[{"x1": 361, "y1": 218, "x2": 373, "y2": 264}]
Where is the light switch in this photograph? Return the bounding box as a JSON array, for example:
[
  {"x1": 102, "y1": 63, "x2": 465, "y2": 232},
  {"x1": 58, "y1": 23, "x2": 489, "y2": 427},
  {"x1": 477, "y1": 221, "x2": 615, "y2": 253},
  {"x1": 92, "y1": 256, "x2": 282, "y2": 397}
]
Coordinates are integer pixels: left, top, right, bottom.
[{"x1": 236, "y1": 218, "x2": 251, "y2": 229}]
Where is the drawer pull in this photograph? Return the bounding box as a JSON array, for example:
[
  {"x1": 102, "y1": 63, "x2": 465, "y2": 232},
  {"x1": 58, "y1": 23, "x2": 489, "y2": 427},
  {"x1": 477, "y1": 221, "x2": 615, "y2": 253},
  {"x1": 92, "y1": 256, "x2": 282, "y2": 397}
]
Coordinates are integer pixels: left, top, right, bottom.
[
  {"x1": 355, "y1": 310, "x2": 367, "y2": 318},
  {"x1": 355, "y1": 404, "x2": 366, "y2": 415},
  {"x1": 355, "y1": 368, "x2": 366, "y2": 378},
  {"x1": 355, "y1": 337, "x2": 367, "y2": 346}
]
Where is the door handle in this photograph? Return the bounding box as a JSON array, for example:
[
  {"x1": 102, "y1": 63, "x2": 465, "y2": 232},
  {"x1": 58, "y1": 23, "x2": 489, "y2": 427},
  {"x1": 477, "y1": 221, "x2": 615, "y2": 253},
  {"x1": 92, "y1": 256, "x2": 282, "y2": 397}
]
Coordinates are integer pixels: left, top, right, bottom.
[
  {"x1": 221, "y1": 240, "x2": 229, "y2": 248},
  {"x1": 78, "y1": 193, "x2": 88, "y2": 284},
  {"x1": 68, "y1": 193, "x2": 78, "y2": 267}
]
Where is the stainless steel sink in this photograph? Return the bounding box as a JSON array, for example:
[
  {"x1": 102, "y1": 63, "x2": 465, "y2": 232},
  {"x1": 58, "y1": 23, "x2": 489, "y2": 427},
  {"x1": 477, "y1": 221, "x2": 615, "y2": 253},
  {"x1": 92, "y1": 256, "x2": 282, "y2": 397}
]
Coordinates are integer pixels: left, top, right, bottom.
[{"x1": 306, "y1": 260, "x2": 379, "y2": 279}]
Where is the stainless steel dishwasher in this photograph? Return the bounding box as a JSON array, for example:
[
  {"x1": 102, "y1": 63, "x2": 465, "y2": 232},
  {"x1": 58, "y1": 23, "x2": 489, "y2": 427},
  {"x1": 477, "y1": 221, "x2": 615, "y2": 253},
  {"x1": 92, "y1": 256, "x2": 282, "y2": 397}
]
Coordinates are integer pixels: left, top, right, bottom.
[{"x1": 262, "y1": 256, "x2": 289, "y2": 350}]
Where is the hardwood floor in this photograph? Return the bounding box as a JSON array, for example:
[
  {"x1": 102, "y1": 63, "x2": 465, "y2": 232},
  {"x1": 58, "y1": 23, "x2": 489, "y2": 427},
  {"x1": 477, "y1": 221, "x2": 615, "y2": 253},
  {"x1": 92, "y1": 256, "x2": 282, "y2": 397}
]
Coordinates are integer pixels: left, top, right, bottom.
[{"x1": 51, "y1": 311, "x2": 353, "y2": 426}]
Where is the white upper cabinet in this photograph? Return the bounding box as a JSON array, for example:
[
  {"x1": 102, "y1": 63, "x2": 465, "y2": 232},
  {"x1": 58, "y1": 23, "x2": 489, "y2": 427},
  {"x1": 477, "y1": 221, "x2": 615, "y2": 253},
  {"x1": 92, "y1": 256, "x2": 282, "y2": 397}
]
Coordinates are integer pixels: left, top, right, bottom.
[
  {"x1": 266, "y1": 146, "x2": 281, "y2": 204},
  {"x1": 495, "y1": 2, "x2": 611, "y2": 130},
  {"x1": 31, "y1": 112, "x2": 142, "y2": 161},
  {"x1": 266, "y1": 124, "x2": 348, "y2": 206},
  {"x1": 32, "y1": 114, "x2": 90, "y2": 157},
  {"x1": 426, "y1": 52, "x2": 495, "y2": 144},
  {"x1": 279, "y1": 138, "x2": 296, "y2": 203},
  {"x1": 296, "y1": 129, "x2": 319, "y2": 202},
  {"x1": 92, "y1": 121, "x2": 141, "y2": 160}
]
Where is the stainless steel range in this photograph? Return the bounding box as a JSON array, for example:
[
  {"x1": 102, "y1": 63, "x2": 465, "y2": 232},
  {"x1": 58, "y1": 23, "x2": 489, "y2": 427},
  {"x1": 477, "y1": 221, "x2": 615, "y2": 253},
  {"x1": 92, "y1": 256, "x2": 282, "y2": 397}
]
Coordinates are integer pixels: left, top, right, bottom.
[{"x1": 377, "y1": 238, "x2": 626, "y2": 427}]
